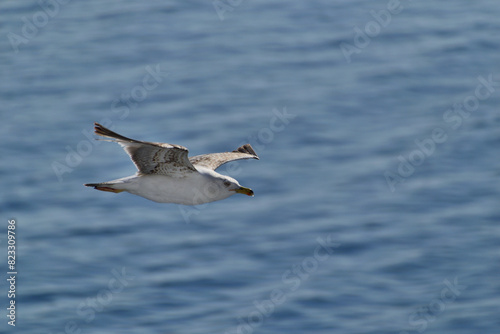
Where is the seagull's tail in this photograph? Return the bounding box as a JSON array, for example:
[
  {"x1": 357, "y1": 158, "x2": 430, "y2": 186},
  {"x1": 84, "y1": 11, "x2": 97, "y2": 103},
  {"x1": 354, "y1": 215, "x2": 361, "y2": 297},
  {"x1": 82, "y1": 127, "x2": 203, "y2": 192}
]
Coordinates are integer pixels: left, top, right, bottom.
[{"x1": 84, "y1": 182, "x2": 125, "y2": 193}]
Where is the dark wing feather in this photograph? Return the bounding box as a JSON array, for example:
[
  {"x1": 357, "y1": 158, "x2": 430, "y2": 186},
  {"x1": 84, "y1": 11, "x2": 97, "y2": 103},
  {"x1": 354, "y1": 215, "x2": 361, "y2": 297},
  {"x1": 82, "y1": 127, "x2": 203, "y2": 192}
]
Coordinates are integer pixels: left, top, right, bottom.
[
  {"x1": 93, "y1": 123, "x2": 197, "y2": 176},
  {"x1": 189, "y1": 144, "x2": 259, "y2": 171}
]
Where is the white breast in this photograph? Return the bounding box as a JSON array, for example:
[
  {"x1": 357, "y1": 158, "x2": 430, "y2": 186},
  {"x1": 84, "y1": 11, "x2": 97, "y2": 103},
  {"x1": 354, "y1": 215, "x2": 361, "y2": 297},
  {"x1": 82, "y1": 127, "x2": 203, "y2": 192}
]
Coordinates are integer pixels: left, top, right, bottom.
[{"x1": 124, "y1": 171, "x2": 234, "y2": 205}]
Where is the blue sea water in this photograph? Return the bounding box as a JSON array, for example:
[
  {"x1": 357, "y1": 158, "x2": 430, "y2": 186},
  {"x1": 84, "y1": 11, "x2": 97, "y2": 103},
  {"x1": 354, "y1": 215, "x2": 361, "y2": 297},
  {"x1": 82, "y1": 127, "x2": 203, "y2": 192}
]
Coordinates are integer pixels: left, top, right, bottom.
[{"x1": 1, "y1": 0, "x2": 500, "y2": 333}]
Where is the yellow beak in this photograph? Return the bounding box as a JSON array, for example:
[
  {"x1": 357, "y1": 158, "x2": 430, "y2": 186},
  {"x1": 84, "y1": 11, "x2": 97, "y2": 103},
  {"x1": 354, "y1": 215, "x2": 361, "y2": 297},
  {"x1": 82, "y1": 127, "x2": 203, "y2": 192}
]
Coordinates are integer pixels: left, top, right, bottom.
[{"x1": 233, "y1": 186, "x2": 254, "y2": 197}]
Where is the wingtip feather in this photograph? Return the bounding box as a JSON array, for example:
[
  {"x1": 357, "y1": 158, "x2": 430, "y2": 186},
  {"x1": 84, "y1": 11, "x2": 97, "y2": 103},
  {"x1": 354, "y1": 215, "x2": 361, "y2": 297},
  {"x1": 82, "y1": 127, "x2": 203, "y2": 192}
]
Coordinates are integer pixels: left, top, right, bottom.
[
  {"x1": 93, "y1": 123, "x2": 133, "y2": 142},
  {"x1": 233, "y1": 144, "x2": 259, "y2": 159}
]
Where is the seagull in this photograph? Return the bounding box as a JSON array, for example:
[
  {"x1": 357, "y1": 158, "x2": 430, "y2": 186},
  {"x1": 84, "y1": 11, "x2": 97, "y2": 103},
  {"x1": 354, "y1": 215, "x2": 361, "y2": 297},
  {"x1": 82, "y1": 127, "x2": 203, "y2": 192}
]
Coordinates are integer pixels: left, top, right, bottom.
[{"x1": 84, "y1": 123, "x2": 259, "y2": 205}]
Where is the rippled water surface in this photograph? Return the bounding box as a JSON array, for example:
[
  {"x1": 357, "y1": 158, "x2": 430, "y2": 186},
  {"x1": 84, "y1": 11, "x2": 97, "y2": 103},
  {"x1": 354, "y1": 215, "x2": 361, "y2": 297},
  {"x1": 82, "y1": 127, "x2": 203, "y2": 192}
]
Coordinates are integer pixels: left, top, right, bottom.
[{"x1": 2, "y1": 1, "x2": 500, "y2": 333}]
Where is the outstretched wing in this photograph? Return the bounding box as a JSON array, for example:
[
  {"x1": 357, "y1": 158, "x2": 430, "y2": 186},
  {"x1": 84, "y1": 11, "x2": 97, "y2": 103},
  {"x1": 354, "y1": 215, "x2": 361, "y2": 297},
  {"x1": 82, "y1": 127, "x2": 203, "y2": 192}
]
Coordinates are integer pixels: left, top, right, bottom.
[
  {"x1": 189, "y1": 144, "x2": 259, "y2": 171},
  {"x1": 93, "y1": 123, "x2": 197, "y2": 176}
]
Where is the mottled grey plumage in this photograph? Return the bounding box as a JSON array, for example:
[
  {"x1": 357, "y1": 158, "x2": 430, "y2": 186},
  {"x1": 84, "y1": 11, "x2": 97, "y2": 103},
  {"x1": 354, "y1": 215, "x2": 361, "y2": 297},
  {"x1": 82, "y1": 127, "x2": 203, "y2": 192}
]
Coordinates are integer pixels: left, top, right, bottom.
[
  {"x1": 94, "y1": 123, "x2": 197, "y2": 176},
  {"x1": 189, "y1": 144, "x2": 259, "y2": 171},
  {"x1": 93, "y1": 123, "x2": 259, "y2": 175}
]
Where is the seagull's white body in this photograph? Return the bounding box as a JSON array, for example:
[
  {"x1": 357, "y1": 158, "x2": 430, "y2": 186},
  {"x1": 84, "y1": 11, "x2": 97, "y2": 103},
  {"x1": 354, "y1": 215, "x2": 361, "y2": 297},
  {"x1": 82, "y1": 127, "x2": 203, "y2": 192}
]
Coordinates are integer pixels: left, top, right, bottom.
[
  {"x1": 84, "y1": 123, "x2": 259, "y2": 205},
  {"x1": 103, "y1": 167, "x2": 239, "y2": 205}
]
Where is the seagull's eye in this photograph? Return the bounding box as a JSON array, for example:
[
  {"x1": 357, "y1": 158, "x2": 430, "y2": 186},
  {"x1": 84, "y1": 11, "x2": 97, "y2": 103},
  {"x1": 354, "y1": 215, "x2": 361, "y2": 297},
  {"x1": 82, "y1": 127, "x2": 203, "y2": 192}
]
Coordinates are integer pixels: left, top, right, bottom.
[{"x1": 223, "y1": 181, "x2": 231, "y2": 188}]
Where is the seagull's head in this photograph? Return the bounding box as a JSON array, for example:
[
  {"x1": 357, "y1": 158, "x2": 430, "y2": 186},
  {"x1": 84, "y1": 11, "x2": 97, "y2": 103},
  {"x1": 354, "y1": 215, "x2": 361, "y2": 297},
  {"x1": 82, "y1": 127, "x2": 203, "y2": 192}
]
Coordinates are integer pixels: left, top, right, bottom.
[
  {"x1": 196, "y1": 168, "x2": 254, "y2": 202},
  {"x1": 220, "y1": 175, "x2": 254, "y2": 197}
]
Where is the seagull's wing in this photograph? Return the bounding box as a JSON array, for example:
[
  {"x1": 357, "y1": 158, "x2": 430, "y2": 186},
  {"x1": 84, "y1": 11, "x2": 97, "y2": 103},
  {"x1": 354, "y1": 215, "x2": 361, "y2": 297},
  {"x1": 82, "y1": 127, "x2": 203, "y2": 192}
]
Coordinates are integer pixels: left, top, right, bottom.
[
  {"x1": 93, "y1": 123, "x2": 197, "y2": 176},
  {"x1": 189, "y1": 144, "x2": 259, "y2": 171}
]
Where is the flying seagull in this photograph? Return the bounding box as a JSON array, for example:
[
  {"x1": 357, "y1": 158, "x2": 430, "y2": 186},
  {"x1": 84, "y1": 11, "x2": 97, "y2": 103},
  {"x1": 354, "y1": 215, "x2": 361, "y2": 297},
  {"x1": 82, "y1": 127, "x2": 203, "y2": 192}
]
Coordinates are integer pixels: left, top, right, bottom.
[{"x1": 84, "y1": 123, "x2": 259, "y2": 205}]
